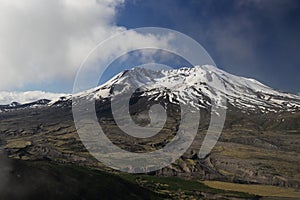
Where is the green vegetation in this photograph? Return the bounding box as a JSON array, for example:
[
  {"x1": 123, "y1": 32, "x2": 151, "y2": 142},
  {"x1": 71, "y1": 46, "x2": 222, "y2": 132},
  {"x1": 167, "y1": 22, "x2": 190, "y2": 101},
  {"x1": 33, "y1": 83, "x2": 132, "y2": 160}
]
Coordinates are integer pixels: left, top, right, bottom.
[{"x1": 1, "y1": 160, "x2": 161, "y2": 200}]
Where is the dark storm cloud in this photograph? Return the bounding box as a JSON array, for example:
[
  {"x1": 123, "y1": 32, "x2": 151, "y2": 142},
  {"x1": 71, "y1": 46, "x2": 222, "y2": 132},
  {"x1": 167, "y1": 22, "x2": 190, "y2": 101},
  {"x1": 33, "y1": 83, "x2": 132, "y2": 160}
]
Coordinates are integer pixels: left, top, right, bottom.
[{"x1": 117, "y1": 0, "x2": 300, "y2": 93}]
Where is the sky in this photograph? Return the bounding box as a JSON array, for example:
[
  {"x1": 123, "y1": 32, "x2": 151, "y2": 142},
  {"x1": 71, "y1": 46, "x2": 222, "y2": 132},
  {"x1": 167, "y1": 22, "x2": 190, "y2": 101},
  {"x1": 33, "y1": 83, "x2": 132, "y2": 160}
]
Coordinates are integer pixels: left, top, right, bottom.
[
  {"x1": 116, "y1": 0, "x2": 300, "y2": 94},
  {"x1": 0, "y1": 0, "x2": 299, "y2": 95}
]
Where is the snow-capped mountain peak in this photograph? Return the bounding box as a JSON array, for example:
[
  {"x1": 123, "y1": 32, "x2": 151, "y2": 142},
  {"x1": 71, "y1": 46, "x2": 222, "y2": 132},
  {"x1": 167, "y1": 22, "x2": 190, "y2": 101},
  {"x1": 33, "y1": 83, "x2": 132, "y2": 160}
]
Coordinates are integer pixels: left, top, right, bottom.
[
  {"x1": 74, "y1": 65, "x2": 300, "y2": 112},
  {"x1": 1, "y1": 66, "x2": 299, "y2": 113}
]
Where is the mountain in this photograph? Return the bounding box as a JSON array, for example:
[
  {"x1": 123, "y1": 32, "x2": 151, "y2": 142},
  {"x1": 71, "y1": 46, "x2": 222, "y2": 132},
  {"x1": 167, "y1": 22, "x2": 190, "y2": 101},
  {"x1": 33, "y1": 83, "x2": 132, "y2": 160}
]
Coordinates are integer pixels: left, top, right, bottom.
[
  {"x1": 0, "y1": 99, "x2": 52, "y2": 112},
  {"x1": 2, "y1": 65, "x2": 299, "y2": 112},
  {"x1": 1, "y1": 65, "x2": 300, "y2": 197},
  {"x1": 0, "y1": 91, "x2": 66, "y2": 111},
  {"x1": 64, "y1": 65, "x2": 300, "y2": 113}
]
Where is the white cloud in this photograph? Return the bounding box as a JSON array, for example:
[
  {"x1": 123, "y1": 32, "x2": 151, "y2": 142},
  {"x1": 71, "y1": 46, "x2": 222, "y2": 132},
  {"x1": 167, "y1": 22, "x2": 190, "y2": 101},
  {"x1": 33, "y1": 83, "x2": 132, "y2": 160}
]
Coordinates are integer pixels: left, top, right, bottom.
[
  {"x1": 0, "y1": 0, "x2": 172, "y2": 91},
  {"x1": 0, "y1": 91, "x2": 67, "y2": 104},
  {"x1": 0, "y1": 0, "x2": 124, "y2": 90}
]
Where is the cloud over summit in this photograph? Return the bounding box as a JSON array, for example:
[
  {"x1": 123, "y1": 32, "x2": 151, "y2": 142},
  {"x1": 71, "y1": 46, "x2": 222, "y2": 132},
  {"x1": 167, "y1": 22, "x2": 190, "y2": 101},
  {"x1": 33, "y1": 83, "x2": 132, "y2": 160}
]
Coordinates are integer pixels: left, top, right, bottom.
[
  {"x1": 0, "y1": 0, "x2": 171, "y2": 91},
  {"x1": 0, "y1": 0, "x2": 125, "y2": 90}
]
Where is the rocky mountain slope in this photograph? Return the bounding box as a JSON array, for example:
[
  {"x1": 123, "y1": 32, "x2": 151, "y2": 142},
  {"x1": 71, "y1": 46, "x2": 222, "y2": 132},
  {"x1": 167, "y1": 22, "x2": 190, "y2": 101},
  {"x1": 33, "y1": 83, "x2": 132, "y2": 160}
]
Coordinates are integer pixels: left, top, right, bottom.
[{"x1": 0, "y1": 65, "x2": 300, "y2": 195}]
